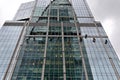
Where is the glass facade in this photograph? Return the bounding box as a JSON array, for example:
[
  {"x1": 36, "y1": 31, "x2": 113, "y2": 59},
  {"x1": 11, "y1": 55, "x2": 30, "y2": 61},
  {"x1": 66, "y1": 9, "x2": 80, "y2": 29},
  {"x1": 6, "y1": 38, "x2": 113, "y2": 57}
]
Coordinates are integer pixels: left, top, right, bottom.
[
  {"x1": 0, "y1": 0, "x2": 120, "y2": 80},
  {"x1": 0, "y1": 26, "x2": 23, "y2": 79},
  {"x1": 14, "y1": 1, "x2": 35, "y2": 20}
]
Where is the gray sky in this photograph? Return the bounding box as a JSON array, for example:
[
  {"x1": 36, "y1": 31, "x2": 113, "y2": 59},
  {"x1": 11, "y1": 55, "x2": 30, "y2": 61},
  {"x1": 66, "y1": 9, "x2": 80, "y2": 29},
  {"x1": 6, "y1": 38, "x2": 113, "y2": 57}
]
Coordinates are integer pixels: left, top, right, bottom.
[{"x1": 0, "y1": 0, "x2": 120, "y2": 59}]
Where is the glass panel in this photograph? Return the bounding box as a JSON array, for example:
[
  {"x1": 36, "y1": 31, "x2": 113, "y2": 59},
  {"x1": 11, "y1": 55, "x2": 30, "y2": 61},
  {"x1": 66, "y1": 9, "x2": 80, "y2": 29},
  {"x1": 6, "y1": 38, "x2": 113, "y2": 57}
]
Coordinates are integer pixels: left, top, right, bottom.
[
  {"x1": 49, "y1": 26, "x2": 62, "y2": 35},
  {"x1": 14, "y1": 1, "x2": 35, "y2": 20},
  {"x1": 44, "y1": 37, "x2": 63, "y2": 80},
  {"x1": 72, "y1": 0, "x2": 93, "y2": 17},
  {"x1": 11, "y1": 37, "x2": 46, "y2": 80},
  {"x1": 79, "y1": 27, "x2": 99, "y2": 36},
  {"x1": 0, "y1": 26, "x2": 23, "y2": 80},
  {"x1": 83, "y1": 38, "x2": 118, "y2": 80},
  {"x1": 26, "y1": 26, "x2": 48, "y2": 35}
]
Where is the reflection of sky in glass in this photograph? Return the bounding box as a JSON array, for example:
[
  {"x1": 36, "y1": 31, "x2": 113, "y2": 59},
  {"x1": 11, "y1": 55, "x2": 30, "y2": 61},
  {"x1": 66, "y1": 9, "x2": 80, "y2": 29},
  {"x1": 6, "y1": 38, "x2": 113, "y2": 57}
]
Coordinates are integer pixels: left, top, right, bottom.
[
  {"x1": 72, "y1": 0, "x2": 92, "y2": 17},
  {"x1": 0, "y1": 0, "x2": 119, "y2": 80},
  {"x1": 0, "y1": 26, "x2": 23, "y2": 80},
  {"x1": 14, "y1": 1, "x2": 35, "y2": 20}
]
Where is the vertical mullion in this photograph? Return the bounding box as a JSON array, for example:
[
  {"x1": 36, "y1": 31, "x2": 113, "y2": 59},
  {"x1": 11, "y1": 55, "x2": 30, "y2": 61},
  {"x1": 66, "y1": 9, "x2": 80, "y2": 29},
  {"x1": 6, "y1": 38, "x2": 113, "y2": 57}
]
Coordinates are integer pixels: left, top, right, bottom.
[
  {"x1": 61, "y1": 22, "x2": 66, "y2": 80},
  {"x1": 69, "y1": 0, "x2": 89, "y2": 80},
  {"x1": 41, "y1": 1, "x2": 51, "y2": 80},
  {"x1": 58, "y1": 8, "x2": 59, "y2": 21}
]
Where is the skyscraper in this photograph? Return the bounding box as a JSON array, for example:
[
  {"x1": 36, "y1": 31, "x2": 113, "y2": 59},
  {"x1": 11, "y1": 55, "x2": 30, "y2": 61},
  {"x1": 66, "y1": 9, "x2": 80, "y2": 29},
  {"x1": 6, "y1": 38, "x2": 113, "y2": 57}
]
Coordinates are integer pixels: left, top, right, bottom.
[{"x1": 0, "y1": 0, "x2": 120, "y2": 80}]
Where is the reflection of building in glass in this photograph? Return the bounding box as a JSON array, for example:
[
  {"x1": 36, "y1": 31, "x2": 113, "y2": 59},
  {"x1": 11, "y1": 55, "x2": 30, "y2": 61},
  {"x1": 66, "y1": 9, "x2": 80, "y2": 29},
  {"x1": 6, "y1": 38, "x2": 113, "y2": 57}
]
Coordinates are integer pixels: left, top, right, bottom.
[{"x1": 0, "y1": 0, "x2": 120, "y2": 80}]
